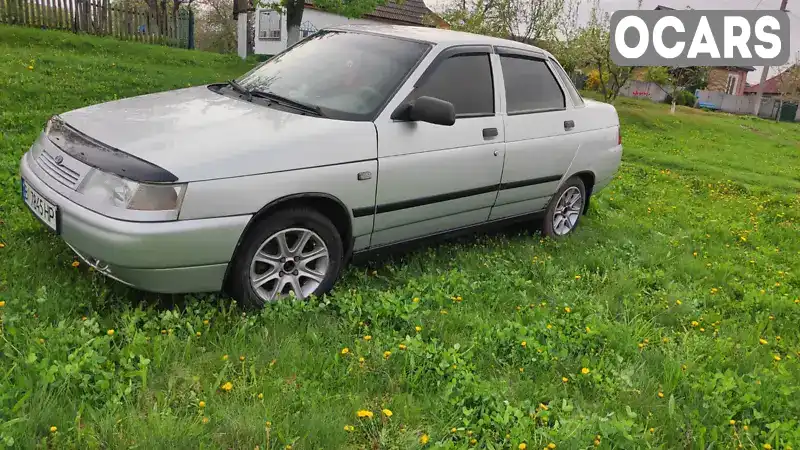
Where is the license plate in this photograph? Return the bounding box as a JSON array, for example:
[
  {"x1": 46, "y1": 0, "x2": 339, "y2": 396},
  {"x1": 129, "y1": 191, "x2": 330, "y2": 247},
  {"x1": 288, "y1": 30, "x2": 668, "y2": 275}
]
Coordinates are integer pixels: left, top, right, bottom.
[{"x1": 22, "y1": 178, "x2": 59, "y2": 233}]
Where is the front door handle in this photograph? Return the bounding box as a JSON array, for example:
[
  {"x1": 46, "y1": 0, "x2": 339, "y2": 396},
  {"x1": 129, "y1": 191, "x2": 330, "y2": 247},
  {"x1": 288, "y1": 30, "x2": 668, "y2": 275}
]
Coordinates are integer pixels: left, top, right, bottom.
[
  {"x1": 564, "y1": 120, "x2": 575, "y2": 131},
  {"x1": 483, "y1": 127, "x2": 498, "y2": 139}
]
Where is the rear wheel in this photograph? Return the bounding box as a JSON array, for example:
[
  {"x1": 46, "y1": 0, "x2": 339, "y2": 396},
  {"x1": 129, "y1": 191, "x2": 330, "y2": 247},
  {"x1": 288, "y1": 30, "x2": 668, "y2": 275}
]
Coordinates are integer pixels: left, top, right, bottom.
[
  {"x1": 228, "y1": 208, "x2": 344, "y2": 308},
  {"x1": 542, "y1": 176, "x2": 586, "y2": 238}
]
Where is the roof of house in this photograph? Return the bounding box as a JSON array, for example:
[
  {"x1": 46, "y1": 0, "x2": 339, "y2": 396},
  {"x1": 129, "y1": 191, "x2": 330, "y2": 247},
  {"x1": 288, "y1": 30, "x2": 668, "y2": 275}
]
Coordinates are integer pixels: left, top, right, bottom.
[
  {"x1": 329, "y1": 24, "x2": 552, "y2": 53},
  {"x1": 305, "y1": 0, "x2": 438, "y2": 26},
  {"x1": 719, "y1": 66, "x2": 757, "y2": 72},
  {"x1": 654, "y1": 5, "x2": 675, "y2": 10},
  {"x1": 744, "y1": 67, "x2": 797, "y2": 94}
]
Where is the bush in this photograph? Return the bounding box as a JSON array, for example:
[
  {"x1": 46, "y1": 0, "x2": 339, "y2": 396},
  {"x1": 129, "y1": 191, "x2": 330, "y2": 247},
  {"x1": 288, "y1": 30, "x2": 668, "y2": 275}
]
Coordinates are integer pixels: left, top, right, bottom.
[{"x1": 665, "y1": 90, "x2": 697, "y2": 107}]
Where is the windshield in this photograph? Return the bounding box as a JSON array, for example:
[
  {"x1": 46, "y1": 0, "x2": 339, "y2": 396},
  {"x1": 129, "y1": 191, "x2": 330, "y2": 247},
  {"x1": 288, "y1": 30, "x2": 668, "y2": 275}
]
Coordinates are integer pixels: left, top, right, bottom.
[{"x1": 236, "y1": 30, "x2": 431, "y2": 121}]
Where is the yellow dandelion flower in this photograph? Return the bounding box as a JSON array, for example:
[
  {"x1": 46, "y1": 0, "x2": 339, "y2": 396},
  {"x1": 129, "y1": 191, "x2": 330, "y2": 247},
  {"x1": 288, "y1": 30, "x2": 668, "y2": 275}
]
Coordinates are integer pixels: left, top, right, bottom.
[
  {"x1": 344, "y1": 424, "x2": 355, "y2": 432},
  {"x1": 676, "y1": 299, "x2": 682, "y2": 305},
  {"x1": 546, "y1": 324, "x2": 553, "y2": 329},
  {"x1": 769, "y1": 315, "x2": 774, "y2": 320},
  {"x1": 649, "y1": 427, "x2": 655, "y2": 433},
  {"x1": 49, "y1": 426, "x2": 57, "y2": 433},
  {"x1": 691, "y1": 321, "x2": 699, "y2": 327},
  {"x1": 562, "y1": 376, "x2": 568, "y2": 383},
  {"x1": 383, "y1": 351, "x2": 391, "y2": 359},
  {"x1": 196, "y1": 331, "x2": 201, "y2": 337},
  {"x1": 662, "y1": 337, "x2": 669, "y2": 343},
  {"x1": 107, "y1": 329, "x2": 114, "y2": 336},
  {"x1": 0, "y1": 301, "x2": 5, "y2": 307},
  {"x1": 363, "y1": 335, "x2": 372, "y2": 341},
  {"x1": 451, "y1": 428, "x2": 457, "y2": 433},
  {"x1": 774, "y1": 355, "x2": 781, "y2": 361},
  {"x1": 28, "y1": 65, "x2": 34, "y2": 70},
  {"x1": 594, "y1": 439, "x2": 601, "y2": 446},
  {"x1": 763, "y1": 445, "x2": 772, "y2": 450},
  {"x1": 564, "y1": 307, "x2": 572, "y2": 313},
  {"x1": 72, "y1": 261, "x2": 80, "y2": 267},
  {"x1": 0, "y1": 243, "x2": 4, "y2": 249},
  {"x1": 581, "y1": 367, "x2": 590, "y2": 375},
  {"x1": 548, "y1": 443, "x2": 556, "y2": 449},
  {"x1": 759, "y1": 338, "x2": 768, "y2": 345},
  {"x1": 574, "y1": 275, "x2": 581, "y2": 280},
  {"x1": 519, "y1": 444, "x2": 527, "y2": 450},
  {"x1": 413, "y1": 297, "x2": 419, "y2": 303},
  {"x1": 658, "y1": 392, "x2": 664, "y2": 398},
  {"x1": 358, "y1": 357, "x2": 365, "y2": 364},
  {"x1": 729, "y1": 419, "x2": 736, "y2": 425},
  {"x1": 415, "y1": 326, "x2": 422, "y2": 332},
  {"x1": 585, "y1": 326, "x2": 591, "y2": 332},
  {"x1": 341, "y1": 347, "x2": 350, "y2": 355},
  {"x1": 258, "y1": 393, "x2": 264, "y2": 399},
  {"x1": 776, "y1": 336, "x2": 781, "y2": 341},
  {"x1": 221, "y1": 381, "x2": 233, "y2": 392},
  {"x1": 199, "y1": 401, "x2": 206, "y2": 408},
  {"x1": 222, "y1": 354, "x2": 229, "y2": 361},
  {"x1": 398, "y1": 344, "x2": 407, "y2": 350},
  {"x1": 744, "y1": 425, "x2": 749, "y2": 431},
  {"x1": 419, "y1": 434, "x2": 430, "y2": 445},
  {"x1": 203, "y1": 319, "x2": 209, "y2": 325},
  {"x1": 519, "y1": 367, "x2": 524, "y2": 373},
  {"x1": 470, "y1": 439, "x2": 477, "y2": 445},
  {"x1": 265, "y1": 421, "x2": 272, "y2": 428},
  {"x1": 356, "y1": 410, "x2": 373, "y2": 419},
  {"x1": 382, "y1": 408, "x2": 392, "y2": 417},
  {"x1": 440, "y1": 309, "x2": 448, "y2": 315},
  {"x1": 239, "y1": 355, "x2": 245, "y2": 361},
  {"x1": 521, "y1": 341, "x2": 527, "y2": 347}
]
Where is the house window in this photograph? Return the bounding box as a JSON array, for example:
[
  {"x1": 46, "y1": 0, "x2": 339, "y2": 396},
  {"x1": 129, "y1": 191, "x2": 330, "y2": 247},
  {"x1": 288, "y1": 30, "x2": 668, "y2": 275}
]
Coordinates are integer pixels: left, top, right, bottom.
[
  {"x1": 259, "y1": 11, "x2": 281, "y2": 40},
  {"x1": 725, "y1": 73, "x2": 739, "y2": 95}
]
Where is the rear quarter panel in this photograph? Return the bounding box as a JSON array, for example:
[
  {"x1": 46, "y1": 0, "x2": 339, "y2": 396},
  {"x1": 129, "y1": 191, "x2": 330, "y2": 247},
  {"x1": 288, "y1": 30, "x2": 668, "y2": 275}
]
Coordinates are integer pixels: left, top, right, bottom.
[{"x1": 563, "y1": 99, "x2": 622, "y2": 192}]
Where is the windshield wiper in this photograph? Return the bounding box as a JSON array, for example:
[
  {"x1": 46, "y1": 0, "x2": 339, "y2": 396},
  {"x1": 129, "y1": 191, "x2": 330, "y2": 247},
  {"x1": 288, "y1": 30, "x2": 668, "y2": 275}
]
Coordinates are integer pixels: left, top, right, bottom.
[
  {"x1": 249, "y1": 90, "x2": 324, "y2": 117},
  {"x1": 226, "y1": 79, "x2": 252, "y2": 101}
]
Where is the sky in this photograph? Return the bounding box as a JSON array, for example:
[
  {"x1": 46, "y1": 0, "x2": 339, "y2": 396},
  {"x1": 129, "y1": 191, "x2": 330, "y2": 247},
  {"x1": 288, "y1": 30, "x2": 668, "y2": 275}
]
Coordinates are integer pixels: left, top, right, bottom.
[{"x1": 424, "y1": 0, "x2": 800, "y2": 84}]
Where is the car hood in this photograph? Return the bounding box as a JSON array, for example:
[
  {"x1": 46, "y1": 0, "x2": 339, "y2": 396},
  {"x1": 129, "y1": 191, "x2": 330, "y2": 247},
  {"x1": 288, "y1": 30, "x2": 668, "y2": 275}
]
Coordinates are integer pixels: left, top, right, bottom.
[{"x1": 59, "y1": 86, "x2": 377, "y2": 181}]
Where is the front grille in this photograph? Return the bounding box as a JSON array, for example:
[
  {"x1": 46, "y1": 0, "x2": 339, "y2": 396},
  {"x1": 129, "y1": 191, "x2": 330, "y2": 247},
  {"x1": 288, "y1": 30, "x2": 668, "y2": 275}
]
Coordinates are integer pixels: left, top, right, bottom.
[{"x1": 36, "y1": 149, "x2": 81, "y2": 189}]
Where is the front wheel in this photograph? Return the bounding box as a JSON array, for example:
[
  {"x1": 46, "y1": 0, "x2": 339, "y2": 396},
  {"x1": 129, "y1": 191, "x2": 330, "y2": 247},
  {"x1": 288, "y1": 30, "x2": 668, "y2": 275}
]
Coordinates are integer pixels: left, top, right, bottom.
[
  {"x1": 227, "y1": 208, "x2": 344, "y2": 308},
  {"x1": 542, "y1": 176, "x2": 586, "y2": 238}
]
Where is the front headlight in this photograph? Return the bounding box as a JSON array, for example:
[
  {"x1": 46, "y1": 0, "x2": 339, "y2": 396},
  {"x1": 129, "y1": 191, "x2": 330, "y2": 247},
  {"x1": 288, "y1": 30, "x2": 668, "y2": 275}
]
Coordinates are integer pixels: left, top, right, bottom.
[{"x1": 79, "y1": 170, "x2": 187, "y2": 213}]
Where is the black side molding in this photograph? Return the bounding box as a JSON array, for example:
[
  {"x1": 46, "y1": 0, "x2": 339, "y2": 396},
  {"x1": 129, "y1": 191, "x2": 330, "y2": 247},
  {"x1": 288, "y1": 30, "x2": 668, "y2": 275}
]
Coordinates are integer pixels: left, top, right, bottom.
[
  {"x1": 351, "y1": 174, "x2": 562, "y2": 217},
  {"x1": 49, "y1": 120, "x2": 178, "y2": 183}
]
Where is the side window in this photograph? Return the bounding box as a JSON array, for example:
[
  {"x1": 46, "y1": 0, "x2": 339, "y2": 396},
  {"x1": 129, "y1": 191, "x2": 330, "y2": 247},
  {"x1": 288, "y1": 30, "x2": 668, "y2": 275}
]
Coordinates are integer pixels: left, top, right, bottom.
[
  {"x1": 409, "y1": 54, "x2": 494, "y2": 117},
  {"x1": 499, "y1": 55, "x2": 565, "y2": 114},
  {"x1": 550, "y1": 59, "x2": 585, "y2": 107}
]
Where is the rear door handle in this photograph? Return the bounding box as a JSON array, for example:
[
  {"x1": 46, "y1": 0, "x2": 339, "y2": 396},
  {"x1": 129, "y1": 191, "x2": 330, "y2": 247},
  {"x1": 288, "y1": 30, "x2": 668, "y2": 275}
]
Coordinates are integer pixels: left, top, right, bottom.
[
  {"x1": 564, "y1": 120, "x2": 575, "y2": 131},
  {"x1": 482, "y1": 127, "x2": 498, "y2": 139}
]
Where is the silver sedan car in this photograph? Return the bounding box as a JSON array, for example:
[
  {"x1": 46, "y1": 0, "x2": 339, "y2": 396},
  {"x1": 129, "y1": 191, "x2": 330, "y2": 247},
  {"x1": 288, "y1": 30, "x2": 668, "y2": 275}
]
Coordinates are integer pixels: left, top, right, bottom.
[{"x1": 19, "y1": 25, "x2": 622, "y2": 307}]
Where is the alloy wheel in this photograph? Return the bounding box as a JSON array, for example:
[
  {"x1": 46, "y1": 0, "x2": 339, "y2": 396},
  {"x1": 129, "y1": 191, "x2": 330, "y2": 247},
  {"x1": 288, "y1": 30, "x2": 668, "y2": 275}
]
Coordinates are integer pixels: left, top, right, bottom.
[{"x1": 249, "y1": 227, "x2": 330, "y2": 302}]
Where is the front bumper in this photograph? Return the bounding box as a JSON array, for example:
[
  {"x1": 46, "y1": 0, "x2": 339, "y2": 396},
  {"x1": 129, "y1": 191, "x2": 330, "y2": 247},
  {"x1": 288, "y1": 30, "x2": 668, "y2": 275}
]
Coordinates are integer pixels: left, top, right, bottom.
[{"x1": 20, "y1": 151, "x2": 252, "y2": 293}]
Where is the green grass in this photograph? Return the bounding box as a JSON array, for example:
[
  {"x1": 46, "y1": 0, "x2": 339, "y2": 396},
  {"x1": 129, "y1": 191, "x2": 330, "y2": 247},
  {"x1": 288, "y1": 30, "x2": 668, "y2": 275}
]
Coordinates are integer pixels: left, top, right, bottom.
[{"x1": 1, "y1": 25, "x2": 799, "y2": 449}]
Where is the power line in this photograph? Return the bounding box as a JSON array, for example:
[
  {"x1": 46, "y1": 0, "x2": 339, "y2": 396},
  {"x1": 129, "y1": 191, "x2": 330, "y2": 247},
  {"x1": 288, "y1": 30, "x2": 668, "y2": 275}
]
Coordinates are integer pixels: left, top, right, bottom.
[{"x1": 754, "y1": 0, "x2": 764, "y2": 9}]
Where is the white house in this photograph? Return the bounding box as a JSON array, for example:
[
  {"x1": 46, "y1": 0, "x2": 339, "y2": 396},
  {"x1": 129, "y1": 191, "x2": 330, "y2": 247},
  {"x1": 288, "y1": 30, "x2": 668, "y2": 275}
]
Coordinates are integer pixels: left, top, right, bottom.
[{"x1": 254, "y1": 0, "x2": 445, "y2": 56}]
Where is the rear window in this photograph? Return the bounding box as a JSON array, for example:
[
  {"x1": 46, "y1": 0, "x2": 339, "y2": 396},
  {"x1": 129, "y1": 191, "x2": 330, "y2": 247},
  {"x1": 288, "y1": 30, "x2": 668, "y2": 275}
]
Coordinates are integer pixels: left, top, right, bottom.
[{"x1": 499, "y1": 55, "x2": 565, "y2": 114}]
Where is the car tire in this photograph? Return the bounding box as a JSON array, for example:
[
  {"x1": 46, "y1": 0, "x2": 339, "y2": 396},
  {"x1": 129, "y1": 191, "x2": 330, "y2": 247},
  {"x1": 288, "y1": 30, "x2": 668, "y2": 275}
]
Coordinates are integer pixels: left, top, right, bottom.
[
  {"x1": 541, "y1": 176, "x2": 587, "y2": 239},
  {"x1": 227, "y1": 207, "x2": 344, "y2": 309}
]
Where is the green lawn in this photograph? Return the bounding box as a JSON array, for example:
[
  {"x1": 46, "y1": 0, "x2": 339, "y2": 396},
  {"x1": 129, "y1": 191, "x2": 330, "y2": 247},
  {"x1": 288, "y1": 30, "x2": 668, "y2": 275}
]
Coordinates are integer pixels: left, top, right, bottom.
[{"x1": 1, "y1": 25, "x2": 799, "y2": 450}]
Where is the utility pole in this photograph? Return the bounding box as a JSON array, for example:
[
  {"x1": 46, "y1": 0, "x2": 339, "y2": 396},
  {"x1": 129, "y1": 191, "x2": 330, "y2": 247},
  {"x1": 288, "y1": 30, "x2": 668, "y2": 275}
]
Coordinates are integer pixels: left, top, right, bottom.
[{"x1": 753, "y1": 0, "x2": 789, "y2": 116}]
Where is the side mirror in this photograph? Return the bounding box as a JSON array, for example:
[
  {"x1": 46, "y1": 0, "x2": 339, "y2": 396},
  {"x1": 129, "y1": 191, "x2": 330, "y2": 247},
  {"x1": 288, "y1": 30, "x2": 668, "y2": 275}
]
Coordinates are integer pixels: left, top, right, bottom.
[{"x1": 391, "y1": 96, "x2": 456, "y2": 126}]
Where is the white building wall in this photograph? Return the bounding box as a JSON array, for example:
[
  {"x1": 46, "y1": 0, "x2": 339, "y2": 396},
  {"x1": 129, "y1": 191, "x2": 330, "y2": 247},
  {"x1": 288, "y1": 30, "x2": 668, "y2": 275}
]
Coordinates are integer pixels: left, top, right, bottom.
[{"x1": 254, "y1": 8, "x2": 384, "y2": 56}]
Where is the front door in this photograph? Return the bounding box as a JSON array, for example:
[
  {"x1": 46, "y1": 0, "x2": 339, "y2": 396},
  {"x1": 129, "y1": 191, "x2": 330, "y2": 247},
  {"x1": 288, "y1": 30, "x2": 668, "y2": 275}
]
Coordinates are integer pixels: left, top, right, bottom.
[{"x1": 369, "y1": 46, "x2": 505, "y2": 247}]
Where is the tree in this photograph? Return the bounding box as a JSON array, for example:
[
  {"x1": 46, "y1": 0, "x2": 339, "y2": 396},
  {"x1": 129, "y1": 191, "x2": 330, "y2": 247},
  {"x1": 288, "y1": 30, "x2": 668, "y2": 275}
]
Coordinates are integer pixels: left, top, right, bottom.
[
  {"x1": 645, "y1": 66, "x2": 708, "y2": 113},
  {"x1": 195, "y1": 0, "x2": 237, "y2": 53},
  {"x1": 496, "y1": 0, "x2": 562, "y2": 43},
  {"x1": 776, "y1": 56, "x2": 800, "y2": 104},
  {"x1": 437, "y1": 0, "x2": 505, "y2": 37},
  {"x1": 574, "y1": 1, "x2": 636, "y2": 103}
]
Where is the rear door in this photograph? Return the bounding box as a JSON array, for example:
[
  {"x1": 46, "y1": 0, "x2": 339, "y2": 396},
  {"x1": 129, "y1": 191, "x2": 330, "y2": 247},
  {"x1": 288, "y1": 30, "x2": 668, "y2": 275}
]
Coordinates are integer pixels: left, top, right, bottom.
[
  {"x1": 369, "y1": 45, "x2": 505, "y2": 247},
  {"x1": 490, "y1": 47, "x2": 581, "y2": 220}
]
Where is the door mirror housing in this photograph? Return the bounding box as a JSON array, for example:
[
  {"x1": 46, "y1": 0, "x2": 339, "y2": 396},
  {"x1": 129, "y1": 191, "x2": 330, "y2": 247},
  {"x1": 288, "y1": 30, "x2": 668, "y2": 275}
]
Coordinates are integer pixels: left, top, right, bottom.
[{"x1": 391, "y1": 96, "x2": 456, "y2": 126}]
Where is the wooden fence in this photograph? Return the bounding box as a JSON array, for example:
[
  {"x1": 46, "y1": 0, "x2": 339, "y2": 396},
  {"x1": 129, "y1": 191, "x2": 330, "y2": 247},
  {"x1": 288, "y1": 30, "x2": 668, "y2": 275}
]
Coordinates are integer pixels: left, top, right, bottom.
[{"x1": 0, "y1": 0, "x2": 193, "y2": 48}]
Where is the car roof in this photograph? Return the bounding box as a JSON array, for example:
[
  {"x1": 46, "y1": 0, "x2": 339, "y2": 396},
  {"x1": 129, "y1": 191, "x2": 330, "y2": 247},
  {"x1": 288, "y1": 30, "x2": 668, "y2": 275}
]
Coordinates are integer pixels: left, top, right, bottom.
[{"x1": 327, "y1": 24, "x2": 552, "y2": 56}]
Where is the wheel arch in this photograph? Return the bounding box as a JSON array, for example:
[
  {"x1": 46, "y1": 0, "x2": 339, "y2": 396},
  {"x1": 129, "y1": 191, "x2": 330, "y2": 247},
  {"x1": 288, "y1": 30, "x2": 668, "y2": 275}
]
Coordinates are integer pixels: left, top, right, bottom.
[
  {"x1": 567, "y1": 170, "x2": 595, "y2": 214},
  {"x1": 222, "y1": 192, "x2": 354, "y2": 289}
]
